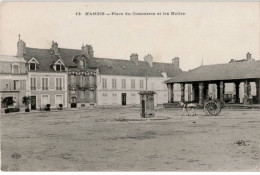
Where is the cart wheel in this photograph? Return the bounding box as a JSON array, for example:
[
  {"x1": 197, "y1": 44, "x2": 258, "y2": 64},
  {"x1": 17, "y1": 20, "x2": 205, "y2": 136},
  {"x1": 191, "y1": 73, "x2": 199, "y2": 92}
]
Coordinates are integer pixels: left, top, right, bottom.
[{"x1": 204, "y1": 101, "x2": 221, "y2": 116}]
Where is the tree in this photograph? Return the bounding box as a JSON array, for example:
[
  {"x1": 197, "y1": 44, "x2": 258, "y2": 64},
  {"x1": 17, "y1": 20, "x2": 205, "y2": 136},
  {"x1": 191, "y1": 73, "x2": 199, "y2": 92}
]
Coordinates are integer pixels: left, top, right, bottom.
[
  {"x1": 2, "y1": 97, "x2": 14, "y2": 108},
  {"x1": 22, "y1": 96, "x2": 31, "y2": 111}
]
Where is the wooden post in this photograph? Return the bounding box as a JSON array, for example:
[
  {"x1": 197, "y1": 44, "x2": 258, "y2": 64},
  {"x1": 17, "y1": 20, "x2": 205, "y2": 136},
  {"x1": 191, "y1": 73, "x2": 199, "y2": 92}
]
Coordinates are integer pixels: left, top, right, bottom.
[
  {"x1": 256, "y1": 79, "x2": 260, "y2": 104},
  {"x1": 199, "y1": 82, "x2": 204, "y2": 104},
  {"x1": 167, "y1": 83, "x2": 174, "y2": 103},
  {"x1": 203, "y1": 83, "x2": 209, "y2": 100},
  {"x1": 188, "y1": 84, "x2": 191, "y2": 102},
  {"x1": 220, "y1": 81, "x2": 224, "y2": 103},
  {"x1": 180, "y1": 83, "x2": 185, "y2": 102},
  {"x1": 192, "y1": 83, "x2": 196, "y2": 102},
  {"x1": 235, "y1": 81, "x2": 240, "y2": 104},
  {"x1": 244, "y1": 80, "x2": 249, "y2": 105},
  {"x1": 217, "y1": 82, "x2": 220, "y2": 100}
]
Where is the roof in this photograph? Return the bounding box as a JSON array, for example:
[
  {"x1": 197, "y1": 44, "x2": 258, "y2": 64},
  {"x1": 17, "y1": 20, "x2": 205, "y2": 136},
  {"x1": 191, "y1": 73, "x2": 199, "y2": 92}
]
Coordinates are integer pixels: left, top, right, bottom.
[
  {"x1": 24, "y1": 47, "x2": 183, "y2": 77},
  {"x1": 23, "y1": 48, "x2": 59, "y2": 72},
  {"x1": 165, "y1": 60, "x2": 260, "y2": 84},
  {"x1": 0, "y1": 55, "x2": 26, "y2": 63}
]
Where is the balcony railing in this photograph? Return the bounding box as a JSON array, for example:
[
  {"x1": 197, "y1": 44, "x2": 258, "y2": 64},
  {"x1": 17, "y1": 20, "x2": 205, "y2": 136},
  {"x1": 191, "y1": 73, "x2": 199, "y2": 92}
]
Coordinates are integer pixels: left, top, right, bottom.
[
  {"x1": 56, "y1": 87, "x2": 62, "y2": 90},
  {"x1": 30, "y1": 87, "x2": 36, "y2": 90},
  {"x1": 42, "y1": 87, "x2": 49, "y2": 90}
]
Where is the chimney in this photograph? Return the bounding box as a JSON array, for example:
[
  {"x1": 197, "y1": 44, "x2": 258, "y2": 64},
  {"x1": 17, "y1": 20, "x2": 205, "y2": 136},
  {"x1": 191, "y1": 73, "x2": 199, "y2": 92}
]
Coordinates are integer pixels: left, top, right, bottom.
[
  {"x1": 89, "y1": 45, "x2": 94, "y2": 58},
  {"x1": 246, "y1": 52, "x2": 251, "y2": 60},
  {"x1": 172, "y1": 57, "x2": 180, "y2": 68},
  {"x1": 51, "y1": 41, "x2": 59, "y2": 55},
  {"x1": 144, "y1": 54, "x2": 153, "y2": 67},
  {"x1": 17, "y1": 39, "x2": 26, "y2": 58},
  {"x1": 81, "y1": 44, "x2": 94, "y2": 58},
  {"x1": 130, "y1": 53, "x2": 138, "y2": 65}
]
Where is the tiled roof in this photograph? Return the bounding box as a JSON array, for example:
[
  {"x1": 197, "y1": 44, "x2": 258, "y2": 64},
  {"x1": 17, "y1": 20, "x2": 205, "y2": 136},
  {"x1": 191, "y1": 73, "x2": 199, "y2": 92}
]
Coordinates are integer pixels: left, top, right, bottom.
[
  {"x1": 24, "y1": 48, "x2": 59, "y2": 72},
  {"x1": 0, "y1": 55, "x2": 26, "y2": 63},
  {"x1": 24, "y1": 47, "x2": 183, "y2": 77},
  {"x1": 165, "y1": 60, "x2": 260, "y2": 83}
]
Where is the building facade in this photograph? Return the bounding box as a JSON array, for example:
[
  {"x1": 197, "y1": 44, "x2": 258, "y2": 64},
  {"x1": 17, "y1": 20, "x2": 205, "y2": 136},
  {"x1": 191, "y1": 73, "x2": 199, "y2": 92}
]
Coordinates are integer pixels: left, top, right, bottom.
[
  {"x1": 0, "y1": 55, "x2": 28, "y2": 110},
  {"x1": 165, "y1": 53, "x2": 260, "y2": 105},
  {"x1": 19, "y1": 40, "x2": 68, "y2": 110},
  {"x1": 1, "y1": 38, "x2": 187, "y2": 110}
]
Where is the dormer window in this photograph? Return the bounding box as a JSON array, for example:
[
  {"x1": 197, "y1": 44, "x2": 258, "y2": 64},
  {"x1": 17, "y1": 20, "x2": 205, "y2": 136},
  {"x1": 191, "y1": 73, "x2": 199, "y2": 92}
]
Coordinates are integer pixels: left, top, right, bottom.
[
  {"x1": 28, "y1": 57, "x2": 39, "y2": 71},
  {"x1": 79, "y1": 59, "x2": 85, "y2": 68},
  {"x1": 53, "y1": 59, "x2": 65, "y2": 71},
  {"x1": 29, "y1": 62, "x2": 36, "y2": 70},
  {"x1": 56, "y1": 64, "x2": 61, "y2": 71},
  {"x1": 12, "y1": 64, "x2": 19, "y2": 74}
]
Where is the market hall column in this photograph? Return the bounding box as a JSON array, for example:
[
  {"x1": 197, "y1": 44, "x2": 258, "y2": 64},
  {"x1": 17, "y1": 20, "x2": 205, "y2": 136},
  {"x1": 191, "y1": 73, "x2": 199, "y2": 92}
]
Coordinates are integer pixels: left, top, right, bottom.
[
  {"x1": 256, "y1": 79, "x2": 260, "y2": 104},
  {"x1": 235, "y1": 81, "x2": 240, "y2": 104},
  {"x1": 167, "y1": 83, "x2": 174, "y2": 103},
  {"x1": 243, "y1": 80, "x2": 249, "y2": 105},
  {"x1": 216, "y1": 82, "x2": 220, "y2": 100},
  {"x1": 199, "y1": 82, "x2": 204, "y2": 105},
  {"x1": 180, "y1": 83, "x2": 185, "y2": 102},
  {"x1": 220, "y1": 81, "x2": 225, "y2": 103}
]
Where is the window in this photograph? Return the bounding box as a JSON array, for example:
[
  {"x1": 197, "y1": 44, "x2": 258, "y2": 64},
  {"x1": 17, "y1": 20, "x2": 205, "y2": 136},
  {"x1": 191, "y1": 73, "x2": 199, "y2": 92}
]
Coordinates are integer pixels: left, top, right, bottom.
[
  {"x1": 20, "y1": 80, "x2": 26, "y2": 90},
  {"x1": 70, "y1": 75, "x2": 75, "y2": 85},
  {"x1": 122, "y1": 79, "x2": 126, "y2": 89},
  {"x1": 13, "y1": 80, "x2": 20, "y2": 90},
  {"x1": 31, "y1": 77, "x2": 36, "y2": 90},
  {"x1": 80, "y1": 91, "x2": 85, "y2": 99},
  {"x1": 29, "y1": 63, "x2": 36, "y2": 70},
  {"x1": 102, "y1": 93, "x2": 107, "y2": 97},
  {"x1": 131, "y1": 93, "x2": 136, "y2": 96},
  {"x1": 56, "y1": 64, "x2": 61, "y2": 71},
  {"x1": 55, "y1": 95, "x2": 63, "y2": 106},
  {"x1": 42, "y1": 78, "x2": 49, "y2": 90},
  {"x1": 140, "y1": 80, "x2": 144, "y2": 89},
  {"x1": 41, "y1": 95, "x2": 49, "y2": 106},
  {"x1": 131, "y1": 79, "x2": 135, "y2": 89},
  {"x1": 56, "y1": 78, "x2": 62, "y2": 90},
  {"x1": 112, "y1": 78, "x2": 117, "y2": 89},
  {"x1": 112, "y1": 93, "x2": 117, "y2": 97},
  {"x1": 13, "y1": 65, "x2": 19, "y2": 74},
  {"x1": 79, "y1": 59, "x2": 85, "y2": 68},
  {"x1": 102, "y1": 78, "x2": 107, "y2": 89}
]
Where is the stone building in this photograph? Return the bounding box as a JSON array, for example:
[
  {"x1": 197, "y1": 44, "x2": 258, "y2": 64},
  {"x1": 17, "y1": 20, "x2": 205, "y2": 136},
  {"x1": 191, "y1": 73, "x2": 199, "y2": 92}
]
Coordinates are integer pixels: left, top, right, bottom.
[
  {"x1": 1, "y1": 38, "x2": 189, "y2": 109},
  {"x1": 0, "y1": 54, "x2": 28, "y2": 109},
  {"x1": 165, "y1": 53, "x2": 260, "y2": 105},
  {"x1": 20, "y1": 40, "x2": 68, "y2": 110},
  {"x1": 50, "y1": 42, "x2": 184, "y2": 107}
]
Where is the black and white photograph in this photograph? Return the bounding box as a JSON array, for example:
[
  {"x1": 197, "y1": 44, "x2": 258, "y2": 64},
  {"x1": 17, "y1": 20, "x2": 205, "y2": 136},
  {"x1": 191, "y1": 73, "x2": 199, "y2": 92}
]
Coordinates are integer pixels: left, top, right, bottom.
[{"x1": 0, "y1": 1, "x2": 259, "y2": 172}]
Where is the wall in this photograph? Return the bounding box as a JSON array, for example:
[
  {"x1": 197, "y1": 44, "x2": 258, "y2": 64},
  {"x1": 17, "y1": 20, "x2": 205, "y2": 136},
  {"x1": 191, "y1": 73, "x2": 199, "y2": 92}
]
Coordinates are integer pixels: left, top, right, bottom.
[
  {"x1": 28, "y1": 72, "x2": 67, "y2": 109},
  {"x1": 96, "y1": 74, "x2": 179, "y2": 106}
]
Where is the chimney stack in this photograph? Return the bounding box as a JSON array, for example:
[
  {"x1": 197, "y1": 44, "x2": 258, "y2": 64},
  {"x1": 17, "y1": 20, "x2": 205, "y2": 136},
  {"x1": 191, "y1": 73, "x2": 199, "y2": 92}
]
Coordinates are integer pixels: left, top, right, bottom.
[
  {"x1": 17, "y1": 37, "x2": 26, "y2": 58},
  {"x1": 130, "y1": 53, "x2": 138, "y2": 65},
  {"x1": 81, "y1": 44, "x2": 94, "y2": 58},
  {"x1": 51, "y1": 41, "x2": 59, "y2": 55},
  {"x1": 172, "y1": 57, "x2": 180, "y2": 68},
  {"x1": 144, "y1": 54, "x2": 153, "y2": 67},
  {"x1": 246, "y1": 52, "x2": 251, "y2": 60}
]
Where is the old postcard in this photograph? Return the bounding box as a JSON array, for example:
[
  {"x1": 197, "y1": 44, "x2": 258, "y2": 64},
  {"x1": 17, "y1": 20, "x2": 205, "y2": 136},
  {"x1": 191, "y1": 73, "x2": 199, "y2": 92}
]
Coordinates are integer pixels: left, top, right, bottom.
[{"x1": 0, "y1": 1, "x2": 259, "y2": 172}]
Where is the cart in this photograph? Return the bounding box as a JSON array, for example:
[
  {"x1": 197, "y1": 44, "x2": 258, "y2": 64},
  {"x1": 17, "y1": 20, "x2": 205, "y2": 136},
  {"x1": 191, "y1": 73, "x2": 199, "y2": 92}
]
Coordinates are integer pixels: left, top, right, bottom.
[{"x1": 203, "y1": 100, "x2": 222, "y2": 116}]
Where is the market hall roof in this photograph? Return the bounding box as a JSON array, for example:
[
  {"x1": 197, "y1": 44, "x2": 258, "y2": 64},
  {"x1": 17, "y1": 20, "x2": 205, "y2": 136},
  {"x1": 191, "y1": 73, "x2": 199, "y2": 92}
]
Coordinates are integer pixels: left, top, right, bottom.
[
  {"x1": 23, "y1": 47, "x2": 183, "y2": 77},
  {"x1": 165, "y1": 59, "x2": 260, "y2": 84}
]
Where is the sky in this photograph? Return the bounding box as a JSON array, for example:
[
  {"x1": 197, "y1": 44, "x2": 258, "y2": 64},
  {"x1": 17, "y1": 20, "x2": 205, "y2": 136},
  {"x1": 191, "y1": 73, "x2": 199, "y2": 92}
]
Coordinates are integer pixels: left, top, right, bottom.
[{"x1": 0, "y1": 2, "x2": 259, "y2": 71}]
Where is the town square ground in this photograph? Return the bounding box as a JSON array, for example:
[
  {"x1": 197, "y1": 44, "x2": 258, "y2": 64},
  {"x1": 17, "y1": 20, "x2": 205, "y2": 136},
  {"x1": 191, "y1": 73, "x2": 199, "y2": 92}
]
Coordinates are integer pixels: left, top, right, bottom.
[{"x1": 1, "y1": 107, "x2": 260, "y2": 171}]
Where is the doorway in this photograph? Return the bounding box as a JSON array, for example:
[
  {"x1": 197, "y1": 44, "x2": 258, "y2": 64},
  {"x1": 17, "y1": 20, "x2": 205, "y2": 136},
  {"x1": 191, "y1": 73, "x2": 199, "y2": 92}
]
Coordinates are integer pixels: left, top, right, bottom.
[
  {"x1": 71, "y1": 97, "x2": 77, "y2": 108},
  {"x1": 121, "y1": 93, "x2": 126, "y2": 106},
  {"x1": 31, "y1": 96, "x2": 36, "y2": 110}
]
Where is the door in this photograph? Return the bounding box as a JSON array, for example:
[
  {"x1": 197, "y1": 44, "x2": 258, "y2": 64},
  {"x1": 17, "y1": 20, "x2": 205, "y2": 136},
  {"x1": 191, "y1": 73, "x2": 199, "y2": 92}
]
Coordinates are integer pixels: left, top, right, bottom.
[
  {"x1": 71, "y1": 97, "x2": 77, "y2": 108},
  {"x1": 121, "y1": 93, "x2": 126, "y2": 106},
  {"x1": 31, "y1": 96, "x2": 36, "y2": 110},
  {"x1": 141, "y1": 99, "x2": 145, "y2": 117}
]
